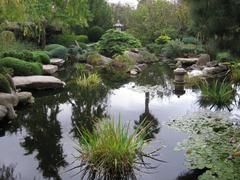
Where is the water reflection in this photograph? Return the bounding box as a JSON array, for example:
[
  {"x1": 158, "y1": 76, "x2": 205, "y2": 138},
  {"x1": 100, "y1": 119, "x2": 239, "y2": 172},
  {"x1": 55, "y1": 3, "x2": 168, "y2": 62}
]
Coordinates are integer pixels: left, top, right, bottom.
[
  {"x1": 18, "y1": 94, "x2": 67, "y2": 180},
  {"x1": 0, "y1": 163, "x2": 19, "y2": 180}
]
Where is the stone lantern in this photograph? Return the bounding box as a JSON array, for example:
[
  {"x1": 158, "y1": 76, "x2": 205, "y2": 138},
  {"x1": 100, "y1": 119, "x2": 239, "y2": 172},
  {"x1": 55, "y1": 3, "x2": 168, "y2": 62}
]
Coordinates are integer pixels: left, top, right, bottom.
[
  {"x1": 114, "y1": 20, "x2": 124, "y2": 31},
  {"x1": 174, "y1": 67, "x2": 187, "y2": 84}
]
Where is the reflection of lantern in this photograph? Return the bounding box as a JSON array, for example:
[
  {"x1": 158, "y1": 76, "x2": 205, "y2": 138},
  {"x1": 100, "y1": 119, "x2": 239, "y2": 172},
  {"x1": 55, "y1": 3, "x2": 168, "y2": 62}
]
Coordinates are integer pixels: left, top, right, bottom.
[
  {"x1": 114, "y1": 20, "x2": 124, "y2": 31},
  {"x1": 174, "y1": 67, "x2": 186, "y2": 84},
  {"x1": 173, "y1": 83, "x2": 186, "y2": 98}
]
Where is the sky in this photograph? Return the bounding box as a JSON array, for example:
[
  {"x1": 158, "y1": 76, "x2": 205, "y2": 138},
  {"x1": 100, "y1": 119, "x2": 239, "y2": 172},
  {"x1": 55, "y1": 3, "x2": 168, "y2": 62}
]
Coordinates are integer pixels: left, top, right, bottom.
[{"x1": 107, "y1": 0, "x2": 138, "y2": 8}]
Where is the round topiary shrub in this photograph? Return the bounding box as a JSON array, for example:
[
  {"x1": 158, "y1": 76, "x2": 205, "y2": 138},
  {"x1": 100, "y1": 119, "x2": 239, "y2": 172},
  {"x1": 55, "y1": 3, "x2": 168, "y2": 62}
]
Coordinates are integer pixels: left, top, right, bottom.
[
  {"x1": 50, "y1": 34, "x2": 89, "y2": 47},
  {"x1": 1, "y1": 50, "x2": 33, "y2": 61},
  {"x1": 0, "y1": 31, "x2": 16, "y2": 43},
  {"x1": 98, "y1": 29, "x2": 142, "y2": 57},
  {"x1": 48, "y1": 47, "x2": 68, "y2": 59},
  {"x1": 155, "y1": 35, "x2": 171, "y2": 45},
  {"x1": 0, "y1": 57, "x2": 43, "y2": 76},
  {"x1": 45, "y1": 44, "x2": 66, "y2": 51},
  {"x1": 32, "y1": 51, "x2": 50, "y2": 64},
  {"x1": 88, "y1": 26, "x2": 104, "y2": 42},
  {"x1": 0, "y1": 74, "x2": 12, "y2": 93}
]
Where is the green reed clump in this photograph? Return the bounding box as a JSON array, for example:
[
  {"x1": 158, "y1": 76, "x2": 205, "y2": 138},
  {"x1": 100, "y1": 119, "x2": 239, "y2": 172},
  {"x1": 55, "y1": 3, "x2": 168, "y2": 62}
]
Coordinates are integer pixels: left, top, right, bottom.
[
  {"x1": 198, "y1": 80, "x2": 235, "y2": 109},
  {"x1": 75, "y1": 73, "x2": 101, "y2": 89},
  {"x1": 75, "y1": 119, "x2": 157, "y2": 179}
]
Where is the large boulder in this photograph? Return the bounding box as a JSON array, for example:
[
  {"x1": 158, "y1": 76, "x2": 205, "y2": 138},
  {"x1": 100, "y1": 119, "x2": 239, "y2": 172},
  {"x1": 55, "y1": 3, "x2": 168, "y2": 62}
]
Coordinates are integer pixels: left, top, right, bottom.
[
  {"x1": 197, "y1": 54, "x2": 210, "y2": 66},
  {"x1": 124, "y1": 51, "x2": 143, "y2": 64},
  {"x1": 13, "y1": 76, "x2": 65, "y2": 90},
  {"x1": 87, "y1": 53, "x2": 112, "y2": 66},
  {"x1": 0, "y1": 105, "x2": 8, "y2": 121},
  {"x1": 202, "y1": 64, "x2": 229, "y2": 76},
  {"x1": 43, "y1": 65, "x2": 58, "y2": 75}
]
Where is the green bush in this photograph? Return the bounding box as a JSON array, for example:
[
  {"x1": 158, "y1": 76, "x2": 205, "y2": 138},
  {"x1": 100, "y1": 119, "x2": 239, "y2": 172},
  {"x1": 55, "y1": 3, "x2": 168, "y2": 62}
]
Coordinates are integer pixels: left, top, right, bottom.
[
  {"x1": 48, "y1": 47, "x2": 68, "y2": 59},
  {"x1": 182, "y1": 36, "x2": 199, "y2": 45},
  {"x1": 0, "y1": 57, "x2": 43, "y2": 76},
  {"x1": 88, "y1": 26, "x2": 104, "y2": 42},
  {"x1": 0, "y1": 40, "x2": 37, "y2": 53},
  {"x1": 162, "y1": 39, "x2": 185, "y2": 58},
  {"x1": 155, "y1": 35, "x2": 171, "y2": 45},
  {"x1": 216, "y1": 51, "x2": 232, "y2": 62},
  {"x1": 182, "y1": 44, "x2": 205, "y2": 55},
  {"x1": 139, "y1": 49, "x2": 158, "y2": 62},
  {"x1": 32, "y1": 51, "x2": 50, "y2": 64},
  {"x1": 98, "y1": 29, "x2": 142, "y2": 57},
  {"x1": 0, "y1": 74, "x2": 11, "y2": 93},
  {"x1": 50, "y1": 34, "x2": 89, "y2": 47},
  {"x1": 146, "y1": 43, "x2": 164, "y2": 55},
  {"x1": 1, "y1": 50, "x2": 33, "y2": 61},
  {"x1": 44, "y1": 44, "x2": 66, "y2": 51}
]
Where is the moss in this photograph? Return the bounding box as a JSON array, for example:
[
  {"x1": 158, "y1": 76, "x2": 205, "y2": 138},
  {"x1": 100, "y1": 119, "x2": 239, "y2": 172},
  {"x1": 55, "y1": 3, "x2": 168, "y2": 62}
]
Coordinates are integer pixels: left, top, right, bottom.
[{"x1": 0, "y1": 57, "x2": 43, "y2": 76}]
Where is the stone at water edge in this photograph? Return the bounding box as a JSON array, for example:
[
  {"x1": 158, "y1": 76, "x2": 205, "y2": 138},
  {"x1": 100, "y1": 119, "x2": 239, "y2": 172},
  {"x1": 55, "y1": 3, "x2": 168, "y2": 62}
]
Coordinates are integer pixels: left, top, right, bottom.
[
  {"x1": 43, "y1": 65, "x2": 58, "y2": 75},
  {"x1": 50, "y1": 58, "x2": 65, "y2": 66},
  {"x1": 175, "y1": 58, "x2": 199, "y2": 66},
  {"x1": 17, "y1": 92, "x2": 34, "y2": 105},
  {"x1": 130, "y1": 69, "x2": 138, "y2": 75},
  {"x1": 13, "y1": 76, "x2": 66, "y2": 90},
  {"x1": 197, "y1": 54, "x2": 211, "y2": 66},
  {"x1": 0, "y1": 105, "x2": 8, "y2": 121},
  {"x1": 0, "y1": 93, "x2": 18, "y2": 120},
  {"x1": 188, "y1": 70, "x2": 204, "y2": 78}
]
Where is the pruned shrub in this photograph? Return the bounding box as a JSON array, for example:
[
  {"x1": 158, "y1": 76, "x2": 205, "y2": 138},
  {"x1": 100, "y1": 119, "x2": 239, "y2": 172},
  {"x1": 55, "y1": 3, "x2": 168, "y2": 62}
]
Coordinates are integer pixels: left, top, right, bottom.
[
  {"x1": 50, "y1": 34, "x2": 89, "y2": 47},
  {"x1": 155, "y1": 35, "x2": 171, "y2": 45},
  {"x1": 182, "y1": 36, "x2": 199, "y2": 45},
  {"x1": 146, "y1": 43, "x2": 164, "y2": 55},
  {"x1": 216, "y1": 51, "x2": 232, "y2": 62},
  {"x1": 88, "y1": 26, "x2": 104, "y2": 42},
  {"x1": 162, "y1": 39, "x2": 185, "y2": 58},
  {"x1": 0, "y1": 74, "x2": 11, "y2": 93},
  {"x1": 44, "y1": 44, "x2": 66, "y2": 51},
  {"x1": 0, "y1": 57, "x2": 43, "y2": 76},
  {"x1": 48, "y1": 47, "x2": 68, "y2": 59},
  {"x1": 32, "y1": 51, "x2": 50, "y2": 64},
  {"x1": 98, "y1": 29, "x2": 142, "y2": 57}
]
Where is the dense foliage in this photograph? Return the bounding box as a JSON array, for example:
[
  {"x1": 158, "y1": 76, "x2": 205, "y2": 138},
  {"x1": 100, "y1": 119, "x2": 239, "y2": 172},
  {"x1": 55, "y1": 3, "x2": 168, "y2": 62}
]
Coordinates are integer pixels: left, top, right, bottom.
[{"x1": 98, "y1": 29, "x2": 141, "y2": 57}]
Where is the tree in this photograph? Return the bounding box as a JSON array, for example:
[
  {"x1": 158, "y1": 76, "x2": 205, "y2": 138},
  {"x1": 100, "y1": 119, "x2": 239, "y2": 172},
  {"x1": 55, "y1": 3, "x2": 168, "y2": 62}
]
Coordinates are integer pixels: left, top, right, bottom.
[{"x1": 186, "y1": 0, "x2": 240, "y2": 54}]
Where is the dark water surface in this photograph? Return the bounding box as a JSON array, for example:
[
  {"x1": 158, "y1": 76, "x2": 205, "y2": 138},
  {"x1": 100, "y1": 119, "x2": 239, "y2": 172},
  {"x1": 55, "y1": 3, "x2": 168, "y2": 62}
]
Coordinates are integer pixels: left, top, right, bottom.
[{"x1": 0, "y1": 63, "x2": 238, "y2": 180}]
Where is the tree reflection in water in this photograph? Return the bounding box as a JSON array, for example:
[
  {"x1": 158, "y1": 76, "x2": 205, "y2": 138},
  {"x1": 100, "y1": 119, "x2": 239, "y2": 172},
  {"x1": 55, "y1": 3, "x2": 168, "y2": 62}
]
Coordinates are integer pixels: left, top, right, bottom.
[
  {"x1": 18, "y1": 93, "x2": 67, "y2": 180},
  {"x1": 0, "y1": 163, "x2": 19, "y2": 180}
]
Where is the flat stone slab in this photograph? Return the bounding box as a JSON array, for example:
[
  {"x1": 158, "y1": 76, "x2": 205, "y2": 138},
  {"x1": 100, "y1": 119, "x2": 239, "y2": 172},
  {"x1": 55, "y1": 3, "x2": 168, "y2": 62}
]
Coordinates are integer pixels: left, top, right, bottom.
[
  {"x1": 175, "y1": 58, "x2": 199, "y2": 65},
  {"x1": 50, "y1": 58, "x2": 65, "y2": 66},
  {"x1": 0, "y1": 105, "x2": 7, "y2": 121},
  {"x1": 43, "y1": 65, "x2": 58, "y2": 75},
  {"x1": 13, "y1": 76, "x2": 65, "y2": 90}
]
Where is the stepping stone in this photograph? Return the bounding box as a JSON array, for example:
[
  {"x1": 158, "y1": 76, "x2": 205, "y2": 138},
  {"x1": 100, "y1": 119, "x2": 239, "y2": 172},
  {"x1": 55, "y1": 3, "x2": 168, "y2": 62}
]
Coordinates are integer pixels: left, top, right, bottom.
[
  {"x1": 43, "y1": 65, "x2": 58, "y2": 75},
  {"x1": 50, "y1": 58, "x2": 65, "y2": 66},
  {"x1": 13, "y1": 76, "x2": 65, "y2": 90}
]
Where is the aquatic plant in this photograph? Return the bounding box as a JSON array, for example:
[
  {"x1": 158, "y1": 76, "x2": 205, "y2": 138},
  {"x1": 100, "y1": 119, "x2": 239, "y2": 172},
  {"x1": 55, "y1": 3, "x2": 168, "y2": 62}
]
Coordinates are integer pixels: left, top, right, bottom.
[
  {"x1": 198, "y1": 80, "x2": 235, "y2": 110},
  {"x1": 168, "y1": 111, "x2": 240, "y2": 180},
  {"x1": 74, "y1": 73, "x2": 102, "y2": 89},
  {"x1": 74, "y1": 119, "x2": 162, "y2": 179}
]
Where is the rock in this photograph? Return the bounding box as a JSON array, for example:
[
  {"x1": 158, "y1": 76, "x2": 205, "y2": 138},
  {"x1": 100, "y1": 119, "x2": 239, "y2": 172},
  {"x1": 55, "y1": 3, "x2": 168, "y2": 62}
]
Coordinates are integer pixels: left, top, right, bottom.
[
  {"x1": 175, "y1": 58, "x2": 199, "y2": 66},
  {"x1": 16, "y1": 92, "x2": 34, "y2": 105},
  {"x1": 85, "y1": 64, "x2": 94, "y2": 71},
  {"x1": 87, "y1": 53, "x2": 112, "y2": 66},
  {"x1": 124, "y1": 51, "x2": 143, "y2": 64},
  {"x1": 13, "y1": 76, "x2": 66, "y2": 90},
  {"x1": 43, "y1": 65, "x2": 58, "y2": 75},
  {"x1": 188, "y1": 70, "x2": 204, "y2": 78},
  {"x1": 206, "y1": 61, "x2": 219, "y2": 67},
  {"x1": 130, "y1": 69, "x2": 138, "y2": 75},
  {"x1": 202, "y1": 64, "x2": 229, "y2": 76},
  {"x1": 136, "y1": 63, "x2": 148, "y2": 71},
  {"x1": 0, "y1": 93, "x2": 18, "y2": 120},
  {"x1": 0, "y1": 105, "x2": 8, "y2": 121},
  {"x1": 50, "y1": 58, "x2": 65, "y2": 66},
  {"x1": 197, "y1": 54, "x2": 210, "y2": 66}
]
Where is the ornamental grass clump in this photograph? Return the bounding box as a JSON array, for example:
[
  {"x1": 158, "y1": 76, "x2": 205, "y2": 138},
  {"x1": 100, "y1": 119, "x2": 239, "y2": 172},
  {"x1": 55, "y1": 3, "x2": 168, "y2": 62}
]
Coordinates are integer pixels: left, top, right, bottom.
[
  {"x1": 198, "y1": 80, "x2": 235, "y2": 110},
  {"x1": 75, "y1": 73, "x2": 101, "y2": 89},
  {"x1": 75, "y1": 119, "x2": 159, "y2": 179}
]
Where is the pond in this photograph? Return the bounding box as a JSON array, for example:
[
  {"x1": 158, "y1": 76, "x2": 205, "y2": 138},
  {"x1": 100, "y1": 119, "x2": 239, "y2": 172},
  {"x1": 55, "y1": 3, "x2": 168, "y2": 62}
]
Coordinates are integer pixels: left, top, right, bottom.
[{"x1": 0, "y1": 63, "x2": 239, "y2": 180}]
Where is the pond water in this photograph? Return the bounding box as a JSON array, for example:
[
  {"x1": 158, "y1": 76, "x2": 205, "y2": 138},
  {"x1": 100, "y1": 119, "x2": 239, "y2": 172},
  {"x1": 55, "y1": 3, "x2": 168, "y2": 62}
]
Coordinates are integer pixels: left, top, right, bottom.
[{"x1": 0, "y1": 63, "x2": 239, "y2": 180}]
